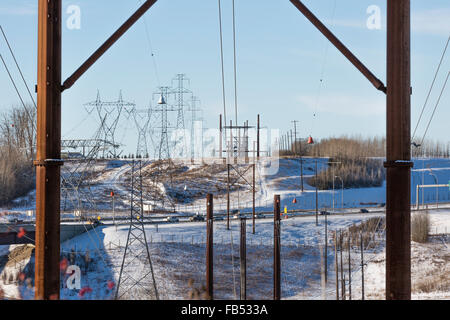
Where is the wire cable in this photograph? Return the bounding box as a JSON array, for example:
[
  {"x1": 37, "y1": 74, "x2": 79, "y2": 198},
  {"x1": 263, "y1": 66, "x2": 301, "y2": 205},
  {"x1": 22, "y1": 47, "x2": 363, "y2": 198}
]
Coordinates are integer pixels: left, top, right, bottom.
[
  {"x1": 137, "y1": 0, "x2": 161, "y2": 88},
  {"x1": 412, "y1": 35, "x2": 450, "y2": 143},
  {"x1": 0, "y1": 25, "x2": 37, "y2": 109},
  {"x1": 419, "y1": 71, "x2": 450, "y2": 147},
  {"x1": 232, "y1": 0, "x2": 238, "y2": 127},
  {"x1": 218, "y1": 0, "x2": 227, "y2": 131},
  {"x1": 0, "y1": 54, "x2": 36, "y2": 134}
]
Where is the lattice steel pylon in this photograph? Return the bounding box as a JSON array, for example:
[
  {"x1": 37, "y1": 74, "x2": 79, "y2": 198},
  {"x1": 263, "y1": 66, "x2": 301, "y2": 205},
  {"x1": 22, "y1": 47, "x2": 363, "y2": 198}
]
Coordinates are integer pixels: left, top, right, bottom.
[
  {"x1": 172, "y1": 74, "x2": 191, "y2": 158},
  {"x1": 152, "y1": 86, "x2": 176, "y2": 160},
  {"x1": 115, "y1": 160, "x2": 159, "y2": 300},
  {"x1": 84, "y1": 90, "x2": 135, "y2": 158},
  {"x1": 132, "y1": 106, "x2": 152, "y2": 158}
]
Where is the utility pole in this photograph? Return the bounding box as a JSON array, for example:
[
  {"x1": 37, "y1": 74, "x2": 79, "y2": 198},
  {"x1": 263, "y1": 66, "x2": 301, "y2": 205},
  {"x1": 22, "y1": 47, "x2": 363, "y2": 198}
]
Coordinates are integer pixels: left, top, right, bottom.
[
  {"x1": 227, "y1": 164, "x2": 230, "y2": 230},
  {"x1": 206, "y1": 194, "x2": 214, "y2": 300},
  {"x1": 35, "y1": 0, "x2": 62, "y2": 300},
  {"x1": 361, "y1": 232, "x2": 365, "y2": 300},
  {"x1": 252, "y1": 164, "x2": 256, "y2": 234},
  {"x1": 273, "y1": 195, "x2": 281, "y2": 300},
  {"x1": 257, "y1": 114, "x2": 260, "y2": 159},
  {"x1": 240, "y1": 217, "x2": 247, "y2": 300},
  {"x1": 291, "y1": 120, "x2": 299, "y2": 155},
  {"x1": 385, "y1": 0, "x2": 412, "y2": 300},
  {"x1": 315, "y1": 159, "x2": 318, "y2": 226},
  {"x1": 334, "y1": 231, "x2": 339, "y2": 300},
  {"x1": 292, "y1": 120, "x2": 304, "y2": 192},
  {"x1": 348, "y1": 235, "x2": 352, "y2": 300}
]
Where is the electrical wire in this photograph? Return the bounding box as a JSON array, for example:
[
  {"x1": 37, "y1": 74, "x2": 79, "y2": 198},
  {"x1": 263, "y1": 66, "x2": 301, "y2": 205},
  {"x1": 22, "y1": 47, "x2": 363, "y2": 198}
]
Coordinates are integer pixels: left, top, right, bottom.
[
  {"x1": 137, "y1": 0, "x2": 161, "y2": 88},
  {"x1": 0, "y1": 25, "x2": 37, "y2": 109},
  {"x1": 419, "y1": 71, "x2": 450, "y2": 147},
  {"x1": 218, "y1": 0, "x2": 227, "y2": 130},
  {"x1": 232, "y1": 0, "x2": 238, "y2": 127},
  {"x1": 311, "y1": 0, "x2": 337, "y2": 136},
  {"x1": 412, "y1": 35, "x2": 450, "y2": 143},
  {"x1": 0, "y1": 54, "x2": 36, "y2": 134}
]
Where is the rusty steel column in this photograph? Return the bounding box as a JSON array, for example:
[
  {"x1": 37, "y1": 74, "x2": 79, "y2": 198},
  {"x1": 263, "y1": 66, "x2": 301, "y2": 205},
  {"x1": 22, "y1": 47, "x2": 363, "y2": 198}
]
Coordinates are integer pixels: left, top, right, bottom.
[
  {"x1": 273, "y1": 195, "x2": 281, "y2": 300},
  {"x1": 385, "y1": 0, "x2": 412, "y2": 300},
  {"x1": 206, "y1": 194, "x2": 214, "y2": 300},
  {"x1": 240, "y1": 217, "x2": 247, "y2": 300},
  {"x1": 34, "y1": 0, "x2": 62, "y2": 300}
]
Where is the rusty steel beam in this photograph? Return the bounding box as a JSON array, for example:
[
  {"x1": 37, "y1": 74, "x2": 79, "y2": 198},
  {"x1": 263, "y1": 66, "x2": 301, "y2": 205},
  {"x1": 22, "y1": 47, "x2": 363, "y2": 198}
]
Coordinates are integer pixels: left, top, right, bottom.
[
  {"x1": 61, "y1": 0, "x2": 158, "y2": 91},
  {"x1": 273, "y1": 195, "x2": 281, "y2": 300},
  {"x1": 206, "y1": 194, "x2": 214, "y2": 300},
  {"x1": 34, "y1": 0, "x2": 63, "y2": 300},
  {"x1": 289, "y1": 0, "x2": 386, "y2": 93},
  {"x1": 385, "y1": 0, "x2": 412, "y2": 300}
]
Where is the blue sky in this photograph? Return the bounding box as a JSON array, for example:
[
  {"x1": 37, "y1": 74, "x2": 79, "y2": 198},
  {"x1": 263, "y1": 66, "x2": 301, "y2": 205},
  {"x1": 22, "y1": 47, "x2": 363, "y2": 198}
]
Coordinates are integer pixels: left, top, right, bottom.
[{"x1": 0, "y1": 0, "x2": 449, "y2": 154}]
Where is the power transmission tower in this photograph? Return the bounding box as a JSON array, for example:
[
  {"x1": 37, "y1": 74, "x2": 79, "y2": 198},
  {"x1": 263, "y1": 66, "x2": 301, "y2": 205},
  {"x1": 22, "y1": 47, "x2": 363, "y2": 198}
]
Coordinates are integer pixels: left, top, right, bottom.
[
  {"x1": 84, "y1": 90, "x2": 135, "y2": 158},
  {"x1": 152, "y1": 86, "x2": 177, "y2": 160},
  {"x1": 188, "y1": 96, "x2": 202, "y2": 161},
  {"x1": 132, "y1": 106, "x2": 152, "y2": 158},
  {"x1": 172, "y1": 74, "x2": 191, "y2": 158},
  {"x1": 115, "y1": 160, "x2": 159, "y2": 300}
]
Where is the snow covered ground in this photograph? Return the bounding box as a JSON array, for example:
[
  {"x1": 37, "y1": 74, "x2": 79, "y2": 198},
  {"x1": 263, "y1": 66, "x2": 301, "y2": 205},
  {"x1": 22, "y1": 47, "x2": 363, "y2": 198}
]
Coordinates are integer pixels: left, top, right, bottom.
[{"x1": 0, "y1": 157, "x2": 449, "y2": 300}]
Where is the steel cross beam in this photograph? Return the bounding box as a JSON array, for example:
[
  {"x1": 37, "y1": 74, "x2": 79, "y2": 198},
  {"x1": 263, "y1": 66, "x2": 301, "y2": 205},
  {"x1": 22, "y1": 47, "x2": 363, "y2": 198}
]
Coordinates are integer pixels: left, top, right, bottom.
[{"x1": 35, "y1": 0, "x2": 159, "y2": 300}]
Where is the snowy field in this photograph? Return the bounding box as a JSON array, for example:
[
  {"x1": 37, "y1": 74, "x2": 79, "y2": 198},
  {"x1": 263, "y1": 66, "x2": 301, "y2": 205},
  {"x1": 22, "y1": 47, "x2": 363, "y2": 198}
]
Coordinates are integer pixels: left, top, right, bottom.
[
  {"x1": 0, "y1": 157, "x2": 449, "y2": 300},
  {"x1": 0, "y1": 209, "x2": 448, "y2": 300}
]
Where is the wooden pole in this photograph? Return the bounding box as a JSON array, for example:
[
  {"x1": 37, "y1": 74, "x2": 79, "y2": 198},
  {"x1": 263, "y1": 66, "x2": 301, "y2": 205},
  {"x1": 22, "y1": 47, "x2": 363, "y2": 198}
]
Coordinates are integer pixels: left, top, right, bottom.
[
  {"x1": 240, "y1": 217, "x2": 247, "y2": 300},
  {"x1": 273, "y1": 195, "x2": 281, "y2": 300},
  {"x1": 34, "y1": 0, "x2": 62, "y2": 300},
  {"x1": 252, "y1": 164, "x2": 256, "y2": 234},
  {"x1": 206, "y1": 194, "x2": 214, "y2": 300},
  {"x1": 315, "y1": 159, "x2": 318, "y2": 226},
  {"x1": 361, "y1": 232, "x2": 365, "y2": 300},
  {"x1": 257, "y1": 114, "x2": 260, "y2": 159},
  {"x1": 334, "y1": 231, "x2": 339, "y2": 300},
  {"x1": 227, "y1": 164, "x2": 230, "y2": 230},
  {"x1": 340, "y1": 231, "x2": 345, "y2": 300},
  {"x1": 348, "y1": 234, "x2": 352, "y2": 300}
]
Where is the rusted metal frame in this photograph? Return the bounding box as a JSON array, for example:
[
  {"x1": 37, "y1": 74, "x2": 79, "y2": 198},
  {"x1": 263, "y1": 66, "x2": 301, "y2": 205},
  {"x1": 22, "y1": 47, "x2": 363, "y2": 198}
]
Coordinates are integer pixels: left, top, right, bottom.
[
  {"x1": 206, "y1": 194, "x2": 214, "y2": 300},
  {"x1": 61, "y1": 0, "x2": 158, "y2": 91},
  {"x1": 273, "y1": 195, "x2": 281, "y2": 300},
  {"x1": 34, "y1": 0, "x2": 62, "y2": 300},
  {"x1": 289, "y1": 0, "x2": 386, "y2": 93},
  {"x1": 385, "y1": 0, "x2": 412, "y2": 300}
]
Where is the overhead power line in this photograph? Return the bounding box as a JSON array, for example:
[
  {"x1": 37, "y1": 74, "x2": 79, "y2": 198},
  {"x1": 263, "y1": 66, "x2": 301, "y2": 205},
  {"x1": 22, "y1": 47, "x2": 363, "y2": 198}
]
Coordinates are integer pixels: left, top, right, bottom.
[
  {"x1": 0, "y1": 25, "x2": 37, "y2": 109},
  {"x1": 412, "y1": 35, "x2": 450, "y2": 142}
]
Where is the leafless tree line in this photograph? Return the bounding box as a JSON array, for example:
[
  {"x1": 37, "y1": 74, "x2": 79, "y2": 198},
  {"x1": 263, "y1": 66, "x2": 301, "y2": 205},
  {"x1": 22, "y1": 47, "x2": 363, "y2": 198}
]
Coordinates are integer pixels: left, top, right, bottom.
[{"x1": 0, "y1": 104, "x2": 35, "y2": 205}]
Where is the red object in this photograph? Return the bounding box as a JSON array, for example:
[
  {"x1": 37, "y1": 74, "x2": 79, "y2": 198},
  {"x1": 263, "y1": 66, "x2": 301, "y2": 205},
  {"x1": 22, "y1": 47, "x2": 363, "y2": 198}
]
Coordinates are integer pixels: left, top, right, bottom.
[
  {"x1": 110, "y1": 191, "x2": 115, "y2": 197},
  {"x1": 17, "y1": 227, "x2": 26, "y2": 238},
  {"x1": 307, "y1": 136, "x2": 314, "y2": 144},
  {"x1": 107, "y1": 280, "x2": 115, "y2": 290},
  {"x1": 78, "y1": 286, "x2": 93, "y2": 297},
  {"x1": 19, "y1": 273, "x2": 26, "y2": 282},
  {"x1": 292, "y1": 198, "x2": 297, "y2": 204},
  {"x1": 60, "y1": 258, "x2": 68, "y2": 272}
]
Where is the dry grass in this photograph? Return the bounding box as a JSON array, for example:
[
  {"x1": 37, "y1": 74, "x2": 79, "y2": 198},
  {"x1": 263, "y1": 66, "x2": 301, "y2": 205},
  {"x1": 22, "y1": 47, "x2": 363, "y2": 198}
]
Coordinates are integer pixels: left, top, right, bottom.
[{"x1": 411, "y1": 211, "x2": 430, "y2": 243}]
